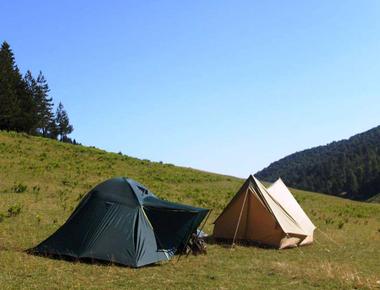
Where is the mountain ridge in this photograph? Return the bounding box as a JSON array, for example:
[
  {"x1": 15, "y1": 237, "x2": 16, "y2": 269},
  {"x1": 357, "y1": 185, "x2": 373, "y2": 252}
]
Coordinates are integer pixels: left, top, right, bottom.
[{"x1": 256, "y1": 125, "x2": 380, "y2": 201}]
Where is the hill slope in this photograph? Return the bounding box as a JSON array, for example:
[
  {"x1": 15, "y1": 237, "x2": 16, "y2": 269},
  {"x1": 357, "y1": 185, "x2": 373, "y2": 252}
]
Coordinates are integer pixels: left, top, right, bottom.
[
  {"x1": 0, "y1": 131, "x2": 379, "y2": 289},
  {"x1": 256, "y1": 125, "x2": 380, "y2": 201}
]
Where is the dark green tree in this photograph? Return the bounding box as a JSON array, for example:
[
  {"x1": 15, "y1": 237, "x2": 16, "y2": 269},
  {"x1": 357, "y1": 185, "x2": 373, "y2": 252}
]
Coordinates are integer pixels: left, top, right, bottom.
[
  {"x1": 23, "y1": 70, "x2": 40, "y2": 133},
  {"x1": 345, "y1": 170, "x2": 359, "y2": 195},
  {"x1": 0, "y1": 41, "x2": 23, "y2": 131},
  {"x1": 55, "y1": 102, "x2": 73, "y2": 141},
  {"x1": 35, "y1": 71, "x2": 55, "y2": 137}
]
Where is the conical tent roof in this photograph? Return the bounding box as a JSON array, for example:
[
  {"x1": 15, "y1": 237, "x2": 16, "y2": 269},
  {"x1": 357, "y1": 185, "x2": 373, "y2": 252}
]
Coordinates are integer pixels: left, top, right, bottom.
[
  {"x1": 30, "y1": 177, "x2": 209, "y2": 267},
  {"x1": 255, "y1": 176, "x2": 309, "y2": 236},
  {"x1": 267, "y1": 178, "x2": 316, "y2": 235},
  {"x1": 213, "y1": 175, "x2": 315, "y2": 248}
]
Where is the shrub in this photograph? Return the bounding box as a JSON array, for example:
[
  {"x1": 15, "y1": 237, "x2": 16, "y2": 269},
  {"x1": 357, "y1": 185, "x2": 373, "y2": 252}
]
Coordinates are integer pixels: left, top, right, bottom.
[
  {"x1": 32, "y1": 185, "x2": 40, "y2": 193},
  {"x1": 325, "y1": 217, "x2": 334, "y2": 225},
  {"x1": 61, "y1": 178, "x2": 70, "y2": 186},
  {"x1": 12, "y1": 183, "x2": 27, "y2": 193},
  {"x1": 39, "y1": 152, "x2": 47, "y2": 161},
  {"x1": 7, "y1": 204, "x2": 22, "y2": 217}
]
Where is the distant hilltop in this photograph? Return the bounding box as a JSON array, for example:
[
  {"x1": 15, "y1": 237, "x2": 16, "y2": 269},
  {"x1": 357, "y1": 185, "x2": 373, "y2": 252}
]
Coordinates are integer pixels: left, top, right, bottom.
[{"x1": 256, "y1": 125, "x2": 380, "y2": 202}]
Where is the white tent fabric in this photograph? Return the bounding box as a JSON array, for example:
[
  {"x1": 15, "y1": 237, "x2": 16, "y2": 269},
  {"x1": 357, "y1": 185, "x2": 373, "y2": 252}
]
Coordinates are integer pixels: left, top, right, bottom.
[
  {"x1": 251, "y1": 177, "x2": 307, "y2": 236},
  {"x1": 267, "y1": 178, "x2": 316, "y2": 235}
]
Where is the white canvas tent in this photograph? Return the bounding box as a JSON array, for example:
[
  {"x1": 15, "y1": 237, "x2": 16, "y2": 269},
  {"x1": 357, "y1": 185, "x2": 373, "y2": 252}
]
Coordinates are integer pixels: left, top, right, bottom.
[
  {"x1": 267, "y1": 178, "x2": 316, "y2": 246},
  {"x1": 213, "y1": 175, "x2": 316, "y2": 249}
]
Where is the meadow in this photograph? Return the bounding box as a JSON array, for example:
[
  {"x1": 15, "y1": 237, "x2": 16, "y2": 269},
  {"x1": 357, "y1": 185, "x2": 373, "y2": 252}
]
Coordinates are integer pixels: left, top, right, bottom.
[{"x1": 0, "y1": 131, "x2": 379, "y2": 289}]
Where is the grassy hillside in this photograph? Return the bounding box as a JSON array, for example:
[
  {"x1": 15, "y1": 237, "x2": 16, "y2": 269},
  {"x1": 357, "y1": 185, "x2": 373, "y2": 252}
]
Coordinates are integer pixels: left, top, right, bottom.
[
  {"x1": 0, "y1": 131, "x2": 379, "y2": 289},
  {"x1": 257, "y1": 125, "x2": 380, "y2": 201}
]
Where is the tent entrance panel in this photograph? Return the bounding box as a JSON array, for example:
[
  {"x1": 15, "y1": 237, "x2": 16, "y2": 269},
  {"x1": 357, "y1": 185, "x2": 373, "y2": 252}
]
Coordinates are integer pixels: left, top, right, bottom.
[
  {"x1": 213, "y1": 187, "x2": 249, "y2": 239},
  {"x1": 142, "y1": 206, "x2": 199, "y2": 252},
  {"x1": 246, "y1": 188, "x2": 285, "y2": 247}
]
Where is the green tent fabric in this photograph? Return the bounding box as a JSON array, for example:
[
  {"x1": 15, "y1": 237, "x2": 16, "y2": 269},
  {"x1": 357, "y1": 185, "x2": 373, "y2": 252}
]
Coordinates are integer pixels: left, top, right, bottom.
[{"x1": 30, "y1": 177, "x2": 209, "y2": 267}]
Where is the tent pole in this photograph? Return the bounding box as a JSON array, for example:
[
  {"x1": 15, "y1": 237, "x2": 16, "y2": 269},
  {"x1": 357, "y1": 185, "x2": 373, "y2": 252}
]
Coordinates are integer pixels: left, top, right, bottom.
[
  {"x1": 231, "y1": 188, "x2": 249, "y2": 248},
  {"x1": 196, "y1": 209, "x2": 212, "y2": 239}
]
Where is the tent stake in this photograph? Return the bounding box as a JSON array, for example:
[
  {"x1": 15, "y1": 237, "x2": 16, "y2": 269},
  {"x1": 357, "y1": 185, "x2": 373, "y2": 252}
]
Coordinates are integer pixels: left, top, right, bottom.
[{"x1": 231, "y1": 188, "x2": 249, "y2": 248}]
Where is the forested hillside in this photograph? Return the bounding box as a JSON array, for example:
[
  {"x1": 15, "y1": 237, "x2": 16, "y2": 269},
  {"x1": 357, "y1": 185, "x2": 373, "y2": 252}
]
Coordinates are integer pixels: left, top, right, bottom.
[{"x1": 256, "y1": 125, "x2": 380, "y2": 201}]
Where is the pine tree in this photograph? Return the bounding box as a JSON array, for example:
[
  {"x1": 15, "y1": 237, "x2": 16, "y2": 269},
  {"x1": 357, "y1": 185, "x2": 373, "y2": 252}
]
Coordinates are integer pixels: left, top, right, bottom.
[
  {"x1": 0, "y1": 41, "x2": 23, "y2": 131},
  {"x1": 55, "y1": 102, "x2": 73, "y2": 141},
  {"x1": 23, "y1": 70, "x2": 40, "y2": 134},
  {"x1": 35, "y1": 71, "x2": 55, "y2": 137}
]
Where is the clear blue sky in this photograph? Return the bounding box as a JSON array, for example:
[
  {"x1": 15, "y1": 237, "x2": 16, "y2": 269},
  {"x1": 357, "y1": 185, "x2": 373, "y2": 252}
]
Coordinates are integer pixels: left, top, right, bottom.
[{"x1": 1, "y1": 1, "x2": 380, "y2": 177}]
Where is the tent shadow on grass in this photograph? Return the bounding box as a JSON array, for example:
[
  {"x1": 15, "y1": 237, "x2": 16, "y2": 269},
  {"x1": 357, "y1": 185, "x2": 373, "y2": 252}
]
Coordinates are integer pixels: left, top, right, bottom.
[
  {"x1": 206, "y1": 236, "x2": 278, "y2": 250},
  {"x1": 25, "y1": 249, "x2": 162, "y2": 268}
]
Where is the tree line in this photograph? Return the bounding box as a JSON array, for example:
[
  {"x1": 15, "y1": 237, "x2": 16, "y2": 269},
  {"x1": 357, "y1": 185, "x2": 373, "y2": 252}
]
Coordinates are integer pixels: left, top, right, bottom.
[
  {"x1": 0, "y1": 41, "x2": 74, "y2": 142},
  {"x1": 256, "y1": 125, "x2": 380, "y2": 201}
]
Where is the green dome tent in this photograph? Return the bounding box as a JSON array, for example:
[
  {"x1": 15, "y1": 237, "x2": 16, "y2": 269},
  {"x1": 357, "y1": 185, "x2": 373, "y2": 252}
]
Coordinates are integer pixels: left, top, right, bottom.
[{"x1": 30, "y1": 177, "x2": 209, "y2": 267}]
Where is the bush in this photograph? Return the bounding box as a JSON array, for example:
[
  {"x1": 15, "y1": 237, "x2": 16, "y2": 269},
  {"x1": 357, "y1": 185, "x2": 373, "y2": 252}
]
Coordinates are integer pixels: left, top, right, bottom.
[
  {"x1": 12, "y1": 183, "x2": 27, "y2": 193},
  {"x1": 7, "y1": 204, "x2": 22, "y2": 217},
  {"x1": 32, "y1": 185, "x2": 40, "y2": 193},
  {"x1": 325, "y1": 217, "x2": 334, "y2": 225}
]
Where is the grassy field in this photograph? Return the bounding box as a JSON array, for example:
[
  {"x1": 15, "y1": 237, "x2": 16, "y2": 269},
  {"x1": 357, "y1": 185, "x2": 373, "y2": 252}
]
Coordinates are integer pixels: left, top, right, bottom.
[{"x1": 0, "y1": 131, "x2": 379, "y2": 289}]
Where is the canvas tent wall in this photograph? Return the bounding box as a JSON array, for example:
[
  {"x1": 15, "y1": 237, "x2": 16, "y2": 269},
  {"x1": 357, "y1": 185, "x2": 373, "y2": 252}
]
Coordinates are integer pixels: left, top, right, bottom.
[
  {"x1": 267, "y1": 178, "x2": 315, "y2": 246},
  {"x1": 30, "y1": 177, "x2": 209, "y2": 267},
  {"x1": 213, "y1": 175, "x2": 315, "y2": 249}
]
